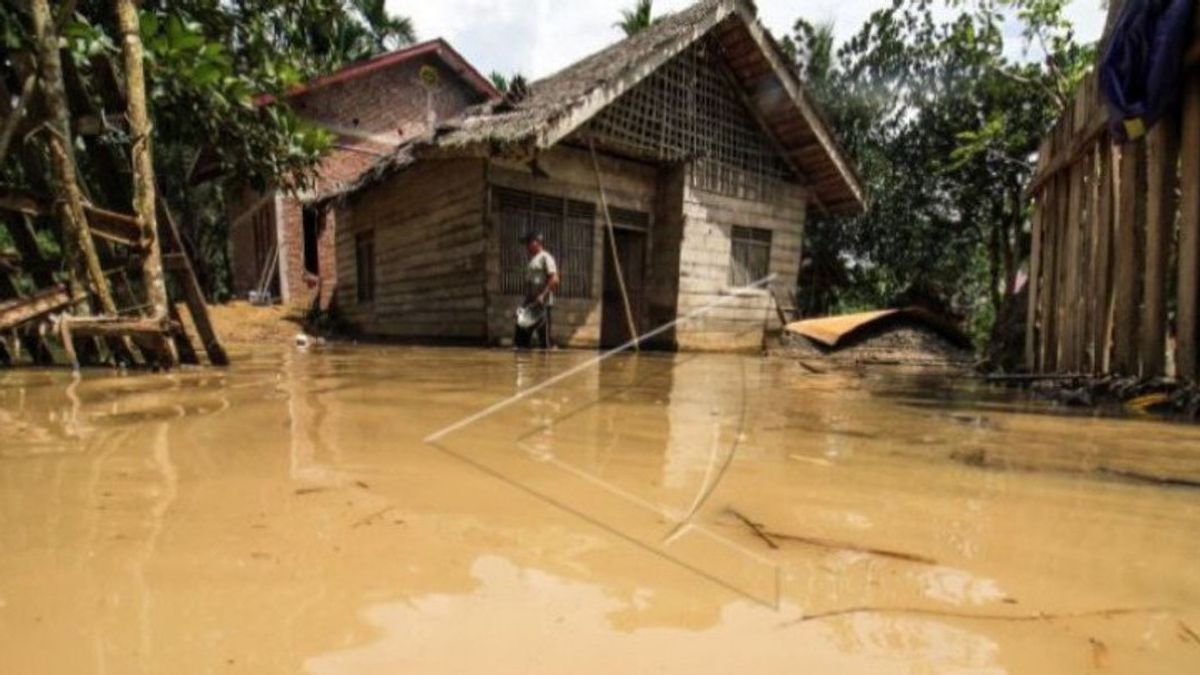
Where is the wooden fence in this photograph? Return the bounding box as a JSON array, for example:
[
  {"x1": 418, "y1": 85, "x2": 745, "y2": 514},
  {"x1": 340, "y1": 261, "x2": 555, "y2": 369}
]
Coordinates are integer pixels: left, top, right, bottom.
[{"x1": 1025, "y1": 35, "x2": 1200, "y2": 381}]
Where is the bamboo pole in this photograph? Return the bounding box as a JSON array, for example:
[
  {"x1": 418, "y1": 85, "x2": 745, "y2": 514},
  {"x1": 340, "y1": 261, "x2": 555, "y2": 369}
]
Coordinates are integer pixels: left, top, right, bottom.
[
  {"x1": 1113, "y1": 142, "x2": 1145, "y2": 375},
  {"x1": 115, "y1": 0, "x2": 178, "y2": 368},
  {"x1": 588, "y1": 139, "x2": 640, "y2": 351},
  {"x1": 1179, "y1": 68, "x2": 1200, "y2": 381},
  {"x1": 1140, "y1": 117, "x2": 1179, "y2": 377},
  {"x1": 1024, "y1": 192, "x2": 1043, "y2": 370},
  {"x1": 1092, "y1": 143, "x2": 1116, "y2": 374}
]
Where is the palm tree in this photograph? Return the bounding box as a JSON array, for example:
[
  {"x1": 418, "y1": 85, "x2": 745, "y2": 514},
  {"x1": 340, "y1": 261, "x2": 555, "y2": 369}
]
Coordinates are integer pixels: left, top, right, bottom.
[
  {"x1": 351, "y1": 0, "x2": 416, "y2": 50},
  {"x1": 616, "y1": 0, "x2": 656, "y2": 37}
]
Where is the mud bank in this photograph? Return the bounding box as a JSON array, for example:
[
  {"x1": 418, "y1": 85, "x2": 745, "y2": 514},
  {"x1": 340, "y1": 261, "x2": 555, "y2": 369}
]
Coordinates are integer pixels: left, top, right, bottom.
[{"x1": 1, "y1": 347, "x2": 1199, "y2": 674}]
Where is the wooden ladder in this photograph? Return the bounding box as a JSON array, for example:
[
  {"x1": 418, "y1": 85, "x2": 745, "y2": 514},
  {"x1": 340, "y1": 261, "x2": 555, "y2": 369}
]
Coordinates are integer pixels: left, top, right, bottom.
[{"x1": 159, "y1": 198, "x2": 229, "y2": 366}]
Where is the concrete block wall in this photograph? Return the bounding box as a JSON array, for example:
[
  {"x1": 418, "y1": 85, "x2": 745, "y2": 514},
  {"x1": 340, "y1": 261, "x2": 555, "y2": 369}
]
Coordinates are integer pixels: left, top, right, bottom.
[{"x1": 673, "y1": 168, "x2": 807, "y2": 352}]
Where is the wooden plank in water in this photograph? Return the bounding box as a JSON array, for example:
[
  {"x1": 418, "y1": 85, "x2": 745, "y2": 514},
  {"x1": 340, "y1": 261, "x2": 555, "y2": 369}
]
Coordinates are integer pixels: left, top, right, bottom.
[
  {"x1": 1113, "y1": 142, "x2": 1146, "y2": 375},
  {"x1": 1141, "y1": 118, "x2": 1179, "y2": 377},
  {"x1": 1179, "y1": 69, "x2": 1200, "y2": 381}
]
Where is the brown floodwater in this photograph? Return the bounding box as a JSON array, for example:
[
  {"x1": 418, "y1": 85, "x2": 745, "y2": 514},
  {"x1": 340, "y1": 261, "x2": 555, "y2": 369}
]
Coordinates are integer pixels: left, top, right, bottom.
[{"x1": 2, "y1": 345, "x2": 1199, "y2": 674}]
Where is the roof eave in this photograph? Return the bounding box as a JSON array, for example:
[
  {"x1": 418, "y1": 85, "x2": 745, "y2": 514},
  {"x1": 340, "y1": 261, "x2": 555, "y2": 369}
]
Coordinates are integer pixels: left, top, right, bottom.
[{"x1": 732, "y1": 4, "x2": 866, "y2": 214}]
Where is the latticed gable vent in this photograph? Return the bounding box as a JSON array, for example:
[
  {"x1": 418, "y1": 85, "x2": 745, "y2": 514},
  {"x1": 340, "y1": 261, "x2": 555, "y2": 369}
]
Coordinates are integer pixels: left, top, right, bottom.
[{"x1": 577, "y1": 37, "x2": 794, "y2": 202}]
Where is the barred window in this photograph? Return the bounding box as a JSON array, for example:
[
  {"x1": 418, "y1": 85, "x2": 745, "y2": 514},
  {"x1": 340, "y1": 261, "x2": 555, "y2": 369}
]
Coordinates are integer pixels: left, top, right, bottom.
[
  {"x1": 355, "y1": 230, "x2": 375, "y2": 303},
  {"x1": 496, "y1": 188, "x2": 595, "y2": 297},
  {"x1": 729, "y1": 226, "x2": 772, "y2": 287}
]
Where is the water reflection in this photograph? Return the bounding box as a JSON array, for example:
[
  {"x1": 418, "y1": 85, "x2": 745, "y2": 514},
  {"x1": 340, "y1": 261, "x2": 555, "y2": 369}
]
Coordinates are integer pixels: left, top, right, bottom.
[{"x1": 0, "y1": 347, "x2": 1197, "y2": 674}]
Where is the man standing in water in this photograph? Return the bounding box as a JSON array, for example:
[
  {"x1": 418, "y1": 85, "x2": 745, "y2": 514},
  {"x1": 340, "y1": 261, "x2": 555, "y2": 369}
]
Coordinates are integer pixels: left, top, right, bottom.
[{"x1": 515, "y1": 232, "x2": 559, "y2": 349}]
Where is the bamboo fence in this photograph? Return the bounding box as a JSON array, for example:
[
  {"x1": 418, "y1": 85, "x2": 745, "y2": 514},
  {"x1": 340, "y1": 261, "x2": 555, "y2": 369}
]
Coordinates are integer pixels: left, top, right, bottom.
[{"x1": 1025, "y1": 27, "x2": 1200, "y2": 381}]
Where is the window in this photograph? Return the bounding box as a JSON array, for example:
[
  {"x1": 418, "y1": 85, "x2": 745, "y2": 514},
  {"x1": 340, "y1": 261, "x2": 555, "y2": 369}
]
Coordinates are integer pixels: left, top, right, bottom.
[
  {"x1": 302, "y1": 207, "x2": 322, "y2": 275},
  {"x1": 495, "y1": 188, "x2": 595, "y2": 297},
  {"x1": 729, "y1": 226, "x2": 772, "y2": 287},
  {"x1": 355, "y1": 230, "x2": 375, "y2": 303}
]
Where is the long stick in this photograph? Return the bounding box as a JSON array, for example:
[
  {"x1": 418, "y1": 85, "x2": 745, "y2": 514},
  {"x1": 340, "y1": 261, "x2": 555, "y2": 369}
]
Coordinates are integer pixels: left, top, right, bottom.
[
  {"x1": 588, "y1": 139, "x2": 640, "y2": 351},
  {"x1": 115, "y1": 0, "x2": 177, "y2": 368}
]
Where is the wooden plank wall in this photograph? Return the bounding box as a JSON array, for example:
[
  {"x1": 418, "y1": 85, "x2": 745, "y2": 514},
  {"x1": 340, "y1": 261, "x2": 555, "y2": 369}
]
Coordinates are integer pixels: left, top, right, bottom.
[
  {"x1": 334, "y1": 158, "x2": 489, "y2": 339},
  {"x1": 1026, "y1": 39, "x2": 1200, "y2": 381}
]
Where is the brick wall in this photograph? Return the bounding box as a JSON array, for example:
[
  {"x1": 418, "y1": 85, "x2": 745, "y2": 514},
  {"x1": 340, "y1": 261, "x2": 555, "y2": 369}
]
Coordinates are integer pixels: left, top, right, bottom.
[{"x1": 292, "y1": 54, "x2": 484, "y2": 147}]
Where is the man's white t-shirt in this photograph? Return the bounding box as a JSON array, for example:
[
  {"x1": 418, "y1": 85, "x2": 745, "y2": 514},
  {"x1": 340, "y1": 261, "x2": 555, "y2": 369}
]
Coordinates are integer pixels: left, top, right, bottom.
[{"x1": 526, "y1": 250, "x2": 558, "y2": 306}]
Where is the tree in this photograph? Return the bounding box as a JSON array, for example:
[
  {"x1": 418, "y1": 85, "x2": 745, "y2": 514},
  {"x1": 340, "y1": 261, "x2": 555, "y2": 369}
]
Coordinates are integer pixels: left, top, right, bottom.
[
  {"x1": 616, "y1": 0, "x2": 656, "y2": 37},
  {"x1": 787, "y1": 0, "x2": 1093, "y2": 350},
  {"x1": 0, "y1": 0, "x2": 416, "y2": 302}
]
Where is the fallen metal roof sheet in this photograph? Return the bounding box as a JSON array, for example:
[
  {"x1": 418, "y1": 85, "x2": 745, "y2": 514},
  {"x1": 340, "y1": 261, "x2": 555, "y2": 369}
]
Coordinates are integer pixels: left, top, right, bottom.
[{"x1": 786, "y1": 308, "x2": 971, "y2": 349}]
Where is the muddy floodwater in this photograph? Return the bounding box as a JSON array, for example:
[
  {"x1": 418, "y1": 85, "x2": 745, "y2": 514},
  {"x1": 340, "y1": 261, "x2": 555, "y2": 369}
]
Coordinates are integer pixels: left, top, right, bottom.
[{"x1": 2, "y1": 346, "x2": 1199, "y2": 674}]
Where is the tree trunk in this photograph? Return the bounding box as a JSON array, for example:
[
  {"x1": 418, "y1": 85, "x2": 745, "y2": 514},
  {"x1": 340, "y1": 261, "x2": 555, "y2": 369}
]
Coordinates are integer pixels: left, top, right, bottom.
[
  {"x1": 30, "y1": 0, "x2": 117, "y2": 316},
  {"x1": 115, "y1": 0, "x2": 178, "y2": 368}
]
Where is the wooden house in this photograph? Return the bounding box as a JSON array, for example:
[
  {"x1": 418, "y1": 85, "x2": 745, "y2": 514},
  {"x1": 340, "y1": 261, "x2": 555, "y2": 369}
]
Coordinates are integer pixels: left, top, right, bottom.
[
  {"x1": 322, "y1": 0, "x2": 865, "y2": 350},
  {"x1": 225, "y1": 40, "x2": 500, "y2": 310}
]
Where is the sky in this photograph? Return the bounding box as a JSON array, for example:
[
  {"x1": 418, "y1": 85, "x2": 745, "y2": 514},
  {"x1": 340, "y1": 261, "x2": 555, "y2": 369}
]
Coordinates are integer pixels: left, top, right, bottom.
[{"x1": 396, "y1": 0, "x2": 1109, "y2": 81}]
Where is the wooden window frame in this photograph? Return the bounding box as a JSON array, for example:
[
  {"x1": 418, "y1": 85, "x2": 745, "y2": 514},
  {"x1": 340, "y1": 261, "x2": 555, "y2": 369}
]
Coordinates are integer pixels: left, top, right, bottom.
[{"x1": 729, "y1": 225, "x2": 772, "y2": 287}]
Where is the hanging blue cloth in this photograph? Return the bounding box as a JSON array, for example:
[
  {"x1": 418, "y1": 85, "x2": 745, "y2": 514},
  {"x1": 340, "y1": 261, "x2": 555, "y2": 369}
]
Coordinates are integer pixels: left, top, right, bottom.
[{"x1": 1099, "y1": 0, "x2": 1195, "y2": 142}]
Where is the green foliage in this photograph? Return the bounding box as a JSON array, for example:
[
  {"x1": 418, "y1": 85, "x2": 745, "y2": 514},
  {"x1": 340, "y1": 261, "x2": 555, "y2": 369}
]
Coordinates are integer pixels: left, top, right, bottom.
[
  {"x1": 490, "y1": 71, "x2": 509, "y2": 93},
  {"x1": 0, "y1": 0, "x2": 414, "y2": 301},
  {"x1": 791, "y1": 0, "x2": 1095, "y2": 349}
]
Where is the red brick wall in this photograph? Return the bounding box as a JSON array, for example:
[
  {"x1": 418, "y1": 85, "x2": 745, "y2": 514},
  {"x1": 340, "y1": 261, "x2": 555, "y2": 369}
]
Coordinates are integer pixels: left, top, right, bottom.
[
  {"x1": 276, "y1": 198, "x2": 339, "y2": 311},
  {"x1": 291, "y1": 54, "x2": 482, "y2": 142}
]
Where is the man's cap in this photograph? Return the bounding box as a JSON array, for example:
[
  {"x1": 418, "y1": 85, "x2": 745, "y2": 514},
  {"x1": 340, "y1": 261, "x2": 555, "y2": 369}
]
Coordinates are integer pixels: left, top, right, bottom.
[{"x1": 523, "y1": 231, "x2": 543, "y2": 244}]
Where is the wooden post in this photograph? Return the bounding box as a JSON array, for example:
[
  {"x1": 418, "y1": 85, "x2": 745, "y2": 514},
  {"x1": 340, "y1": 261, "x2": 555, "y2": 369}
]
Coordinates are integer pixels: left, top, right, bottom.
[
  {"x1": 115, "y1": 0, "x2": 178, "y2": 368},
  {"x1": 1025, "y1": 191, "x2": 1043, "y2": 370},
  {"x1": 1113, "y1": 141, "x2": 1146, "y2": 375},
  {"x1": 589, "y1": 139, "x2": 640, "y2": 350},
  {"x1": 1092, "y1": 143, "x2": 1116, "y2": 373},
  {"x1": 1065, "y1": 136, "x2": 1086, "y2": 371},
  {"x1": 29, "y1": 0, "x2": 119, "y2": 317},
  {"x1": 1141, "y1": 118, "x2": 1179, "y2": 377},
  {"x1": 1054, "y1": 122, "x2": 1073, "y2": 370},
  {"x1": 1179, "y1": 68, "x2": 1200, "y2": 381},
  {"x1": 1039, "y1": 137, "x2": 1061, "y2": 371}
]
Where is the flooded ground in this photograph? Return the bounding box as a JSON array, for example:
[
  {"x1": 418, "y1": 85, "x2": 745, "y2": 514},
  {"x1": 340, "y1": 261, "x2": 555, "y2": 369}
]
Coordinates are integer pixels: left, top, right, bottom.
[{"x1": 1, "y1": 345, "x2": 1199, "y2": 674}]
